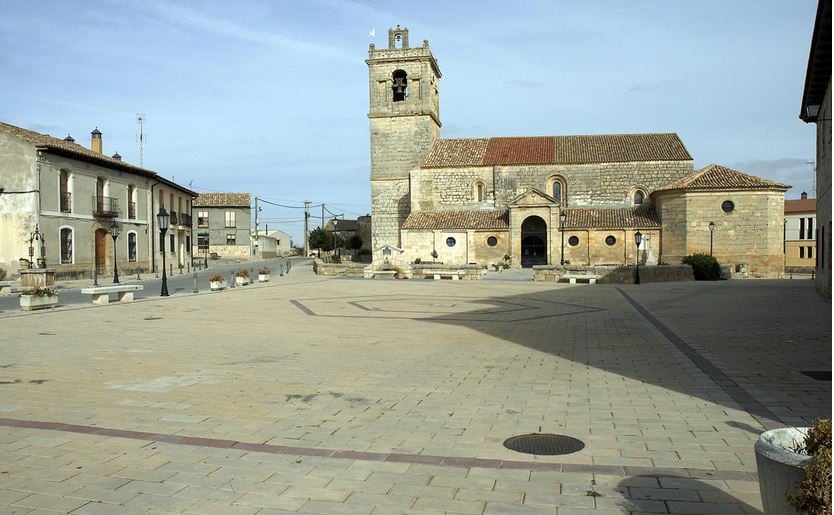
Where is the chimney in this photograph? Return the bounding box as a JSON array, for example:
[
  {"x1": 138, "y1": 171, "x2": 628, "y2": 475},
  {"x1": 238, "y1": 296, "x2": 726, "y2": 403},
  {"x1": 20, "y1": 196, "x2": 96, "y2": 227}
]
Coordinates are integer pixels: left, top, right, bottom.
[
  {"x1": 91, "y1": 127, "x2": 102, "y2": 154},
  {"x1": 801, "y1": 191, "x2": 808, "y2": 200},
  {"x1": 111, "y1": 152, "x2": 122, "y2": 161},
  {"x1": 63, "y1": 134, "x2": 75, "y2": 143}
]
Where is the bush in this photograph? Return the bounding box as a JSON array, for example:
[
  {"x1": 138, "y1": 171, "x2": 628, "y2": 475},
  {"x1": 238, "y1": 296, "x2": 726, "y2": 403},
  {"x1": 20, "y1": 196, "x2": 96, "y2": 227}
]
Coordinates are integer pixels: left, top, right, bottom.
[
  {"x1": 259, "y1": 267, "x2": 270, "y2": 275},
  {"x1": 787, "y1": 418, "x2": 832, "y2": 514},
  {"x1": 209, "y1": 274, "x2": 224, "y2": 282},
  {"x1": 235, "y1": 269, "x2": 250, "y2": 278},
  {"x1": 681, "y1": 253, "x2": 721, "y2": 280}
]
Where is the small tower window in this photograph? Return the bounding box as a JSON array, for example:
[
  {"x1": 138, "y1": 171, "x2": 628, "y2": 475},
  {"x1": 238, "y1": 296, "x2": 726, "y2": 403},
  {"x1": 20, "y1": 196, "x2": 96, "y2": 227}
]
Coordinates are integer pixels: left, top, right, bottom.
[
  {"x1": 547, "y1": 176, "x2": 566, "y2": 204},
  {"x1": 474, "y1": 181, "x2": 485, "y2": 202},
  {"x1": 392, "y1": 70, "x2": 407, "y2": 102}
]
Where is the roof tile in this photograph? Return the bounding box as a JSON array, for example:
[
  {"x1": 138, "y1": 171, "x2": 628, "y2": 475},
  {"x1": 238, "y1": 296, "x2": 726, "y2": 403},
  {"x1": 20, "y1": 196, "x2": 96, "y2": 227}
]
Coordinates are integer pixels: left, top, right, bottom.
[
  {"x1": 402, "y1": 209, "x2": 509, "y2": 230},
  {"x1": 565, "y1": 206, "x2": 661, "y2": 229},
  {"x1": 654, "y1": 164, "x2": 790, "y2": 192},
  {"x1": 193, "y1": 193, "x2": 251, "y2": 207}
]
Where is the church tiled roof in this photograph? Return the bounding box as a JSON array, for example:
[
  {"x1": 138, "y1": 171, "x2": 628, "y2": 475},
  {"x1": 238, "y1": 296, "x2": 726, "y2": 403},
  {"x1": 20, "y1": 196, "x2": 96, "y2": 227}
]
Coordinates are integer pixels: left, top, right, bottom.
[
  {"x1": 0, "y1": 121, "x2": 155, "y2": 176},
  {"x1": 565, "y1": 206, "x2": 661, "y2": 229},
  {"x1": 193, "y1": 193, "x2": 251, "y2": 207},
  {"x1": 422, "y1": 133, "x2": 692, "y2": 168},
  {"x1": 402, "y1": 209, "x2": 509, "y2": 230},
  {"x1": 653, "y1": 164, "x2": 790, "y2": 193}
]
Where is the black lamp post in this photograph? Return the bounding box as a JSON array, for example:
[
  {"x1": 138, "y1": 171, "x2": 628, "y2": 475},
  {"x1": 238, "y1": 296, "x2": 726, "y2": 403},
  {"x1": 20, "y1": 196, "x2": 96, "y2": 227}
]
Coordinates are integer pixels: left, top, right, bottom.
[
  {"x1": 109, "y1": 221, "x2": 120, "y2": 284},
  {"x1": 634, "y1": 231, "x2": 643, "y2": 285},
  {"x1": 157, "y1": 208, "x2": 170, "y2": 296},
  {"x1": 201, "y1": 232, "x2": 209, "y2": 268},
  {"x1": 708, "y1": 221, "x2": 715, "y2": 257},
  {"x1": 559, "y1": 211, "x2": 567, "y2": 265}
]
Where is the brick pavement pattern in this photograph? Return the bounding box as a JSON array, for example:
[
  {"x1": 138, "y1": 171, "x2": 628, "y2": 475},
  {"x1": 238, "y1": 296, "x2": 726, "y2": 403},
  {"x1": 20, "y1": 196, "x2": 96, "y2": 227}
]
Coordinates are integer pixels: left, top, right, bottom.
[{"x1": 0, "y1": 260, "x2": 829, "y2": 514}]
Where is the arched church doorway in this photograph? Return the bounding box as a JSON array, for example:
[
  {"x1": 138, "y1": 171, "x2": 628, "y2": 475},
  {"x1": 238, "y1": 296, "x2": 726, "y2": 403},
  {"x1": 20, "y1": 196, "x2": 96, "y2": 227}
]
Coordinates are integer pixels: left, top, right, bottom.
[{"x1": 521, "y1": 215, "x2": 547, "y2": 267}]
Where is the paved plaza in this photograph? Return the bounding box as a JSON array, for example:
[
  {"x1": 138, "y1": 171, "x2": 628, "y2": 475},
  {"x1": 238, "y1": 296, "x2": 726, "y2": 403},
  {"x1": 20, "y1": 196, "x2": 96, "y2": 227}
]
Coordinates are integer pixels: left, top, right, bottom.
[{"x1": 0, "y1": 260, "x2": 830, "y2": 514}]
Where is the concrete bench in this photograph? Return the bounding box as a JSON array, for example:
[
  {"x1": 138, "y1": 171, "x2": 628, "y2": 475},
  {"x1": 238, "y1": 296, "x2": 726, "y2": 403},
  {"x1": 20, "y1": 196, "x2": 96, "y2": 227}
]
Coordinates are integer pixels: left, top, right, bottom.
[
  {"x1": 80, "y1": 284, "x2": 144, "y2": 305},
  {"x1": 0, "y1": 281, "x2": 16, "y2": 296},
  {"x1": 563, "y1": 273, "x2": 599, "y2": 284},
  {"x1": 426, "y1": 269, "x2": 464, "y2": 280}
]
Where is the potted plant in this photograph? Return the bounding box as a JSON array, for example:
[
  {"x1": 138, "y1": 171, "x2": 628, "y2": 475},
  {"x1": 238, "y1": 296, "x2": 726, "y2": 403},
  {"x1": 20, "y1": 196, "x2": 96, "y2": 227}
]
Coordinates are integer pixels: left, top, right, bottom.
[
  {"x1": 19, "y1": 287, "x2": 58, "y2": 311},
  {"x1": 235, "y1": 269, "x2": 250, "y2": 286},
  {"x1": 209, "y1": 273, "x2": 226, "y2": 291},
  {"x1": 755, "y1": 418, "x2": 831, "y2": 514},
  {"x1": 258, "y1": 267, "x2": 270, "y2": 282}
]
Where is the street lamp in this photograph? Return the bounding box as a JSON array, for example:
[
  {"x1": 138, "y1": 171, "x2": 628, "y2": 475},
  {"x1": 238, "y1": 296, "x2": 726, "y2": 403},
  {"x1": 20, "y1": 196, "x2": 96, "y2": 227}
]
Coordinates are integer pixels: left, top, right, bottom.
[
  {"x1": 708, "y1": 221, "x2": 715, "y2": 257},
  {"x1": 109, "y1": 221, "x2": 120, "y2": 284},
  {"x1": 634, "y1": 231, "x2": 643, "y2": 285},
  {"x1": 157, "y1": 208, "x2": 170, "y2": 296},
  {"x1": 200, "y1": 232, "x2": 209, "y2": 268},
  {"x1": 559, "y1": 211, "x2": 567, "y2": 266}
]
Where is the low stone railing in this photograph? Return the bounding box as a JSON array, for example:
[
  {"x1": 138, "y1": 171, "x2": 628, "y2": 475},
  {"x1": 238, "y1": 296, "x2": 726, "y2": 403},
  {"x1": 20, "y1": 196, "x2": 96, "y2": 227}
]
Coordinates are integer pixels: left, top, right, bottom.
[
  {"x1": 312, "y1": 260, "x2": 367, "y2": 277},
  {"x1": 411, "y1": 264, "x2": 485, "y2": 280},
  {"x1": 533, "y1": 264, "x2": 693, "y2": 284}
]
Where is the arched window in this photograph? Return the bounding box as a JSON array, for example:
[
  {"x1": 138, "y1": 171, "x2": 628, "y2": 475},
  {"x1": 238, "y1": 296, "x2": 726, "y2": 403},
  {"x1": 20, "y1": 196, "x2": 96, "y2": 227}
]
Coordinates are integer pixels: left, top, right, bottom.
[
  {"x1": 59, "y1": 227, "x2": 73, "y2": 264},
  {"x1": 547, "y1": 176, "x2": 566, "y2": 204},
  {"x1": 474, "y1": 181, "x2": 485, "y2": 202},
  {"x1": 633, "y1": 190, "x2": 646, "y2": 205},
  {"x1": 59, "y1": 170, "x2": 72, "y2": 213},
  {"x1": 127, "y1": 231, "x2": 138, "y2": 262},
  {"x1": 392, "y1": 70, "x2": 407, "y2": 102},
  {"x1": 127, "y1": 184, "x2": 136, "y2": 219}
]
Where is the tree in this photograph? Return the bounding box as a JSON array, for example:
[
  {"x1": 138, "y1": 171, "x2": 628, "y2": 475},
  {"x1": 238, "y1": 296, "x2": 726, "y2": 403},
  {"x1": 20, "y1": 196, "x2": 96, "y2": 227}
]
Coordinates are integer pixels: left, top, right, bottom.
[
  {"x1": 308, "y1": 227, "x2": 332, "y2": 251},
  {"x1": 347, "y1": 235, "x2": 363, "y2": 250}
]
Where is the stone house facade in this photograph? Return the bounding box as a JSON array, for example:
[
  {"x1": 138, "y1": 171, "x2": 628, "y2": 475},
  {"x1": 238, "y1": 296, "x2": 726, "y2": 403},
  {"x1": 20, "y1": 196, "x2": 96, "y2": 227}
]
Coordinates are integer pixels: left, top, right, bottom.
[
  {"x1": 0, "y1": 121, "x2": 194, "y2": 279},
  {"x1": 368, "y1": 26, "x2": 790, "y2": 277},
  {"x1": 192, "y1": 193, "x2": 251, "y2": 260},
  {"x1": 784, "y1": 195, "x2": 817, "y2": 270},
  {"x1": 800, "y1": 0, "x2": 831, "y2": 297}
]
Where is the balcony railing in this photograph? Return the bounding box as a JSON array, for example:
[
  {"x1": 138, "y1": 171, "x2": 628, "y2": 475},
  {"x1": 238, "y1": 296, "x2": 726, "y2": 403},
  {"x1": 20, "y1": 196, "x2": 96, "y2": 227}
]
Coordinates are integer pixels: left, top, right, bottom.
[
  {"x1": 60, "y1": 192, "x2": 71, "y2": 213},
  {"x1": 180, "y1": 213, "x2": 192, "y2": 227},
  {"x1": 128, "y1": 201, "x2": 137, "y2": 219},
  {"x1": 92, "y1": 196, "x2": 119, "y2": 218},
  {"x1": 170, "y1": 211, "x2": 179, "y2": 226}
]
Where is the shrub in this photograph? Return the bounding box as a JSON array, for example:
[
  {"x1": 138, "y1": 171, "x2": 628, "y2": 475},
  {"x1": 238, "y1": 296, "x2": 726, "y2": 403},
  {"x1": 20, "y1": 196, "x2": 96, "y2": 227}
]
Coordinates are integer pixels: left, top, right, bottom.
[
  {"x1": 681, "y1": 253, "x2": 721, "y2": 280},
  {"x1": 787, "y1": 418, "x2": 832, "y2": 514},
  {"x1": 21, "y1": 287, "x2": 56, "y2": 297},
  {"x1": 413, "y1": 257, "x2": 422, "y2": 264},
  {"x1": 431, "y1": 250, "x2": 438, "y2": 259},
  {"x1": 0, "y1": 268, "x2": 6, "y2": 281},
  {"x1": 259, "y1": 267, "x2": 270, "y2": 275},
  {"x1": 235, "y1": 269, "x2": 250, "y2": 278},
  {"x1": 209, "y1": 274, "x2": 225, "y2": 282}
]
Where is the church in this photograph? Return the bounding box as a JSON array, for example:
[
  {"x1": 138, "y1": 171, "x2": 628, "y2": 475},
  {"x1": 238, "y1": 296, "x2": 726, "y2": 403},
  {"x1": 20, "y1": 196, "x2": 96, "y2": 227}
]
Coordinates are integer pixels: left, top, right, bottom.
[{"x1": 368, "y1": 27, "x2": 789, "y2": 277}]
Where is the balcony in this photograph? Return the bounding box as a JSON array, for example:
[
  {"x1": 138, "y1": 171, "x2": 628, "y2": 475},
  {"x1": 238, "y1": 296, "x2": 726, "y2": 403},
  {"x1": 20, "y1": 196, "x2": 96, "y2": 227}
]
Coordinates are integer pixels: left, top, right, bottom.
[
  {"x1": 60, "y1": 192, "x2": 71, "y2": 213},
  {"x1": 92, "y1": 196, "x2": 119, "y2": 218},
  {"x1": 128, "y1": 201, "x2": 137, "y2": 219},
  {"x1": 180, "y1": 213, "x2": 192, "y2": 227},
  {"x1": 170, "y1": 211, "x2": 179, "y2": 226}
]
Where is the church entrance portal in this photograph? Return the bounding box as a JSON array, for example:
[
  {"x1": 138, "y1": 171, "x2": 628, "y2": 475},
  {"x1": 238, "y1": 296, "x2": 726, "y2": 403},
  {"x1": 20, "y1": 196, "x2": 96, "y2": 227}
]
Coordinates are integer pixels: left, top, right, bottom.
[{"x1": 521, "y1": 216, "x2": 547, "y2": 268}]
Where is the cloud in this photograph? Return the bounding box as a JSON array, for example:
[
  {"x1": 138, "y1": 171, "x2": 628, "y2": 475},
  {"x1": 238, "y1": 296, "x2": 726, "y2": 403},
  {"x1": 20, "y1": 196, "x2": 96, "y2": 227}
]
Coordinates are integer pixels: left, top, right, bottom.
[{"x1": 140, "y1": 1, "x2": 353, "y2": 62}]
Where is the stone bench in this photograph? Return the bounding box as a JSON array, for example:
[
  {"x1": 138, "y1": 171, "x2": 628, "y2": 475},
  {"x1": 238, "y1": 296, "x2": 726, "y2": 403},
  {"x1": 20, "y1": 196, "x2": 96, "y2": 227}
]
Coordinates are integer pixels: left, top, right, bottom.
[
  {"x1": 80, "y1": 284, "x2": 144, "y2": 305},
  {"x1": 0, "y1": 281, "x2": 16, "y2": 296},
  {"x1": 426, "y1": 269, "x2": 464, "y2": 280},
  {"x1": 563, "y1": 272, "x2": 599, "y2": 284}
]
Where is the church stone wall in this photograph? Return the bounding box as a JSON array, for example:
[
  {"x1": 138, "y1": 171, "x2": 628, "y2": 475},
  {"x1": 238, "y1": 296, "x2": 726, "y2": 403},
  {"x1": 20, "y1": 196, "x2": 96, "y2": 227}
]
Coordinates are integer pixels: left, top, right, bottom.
[{"x1": 371, "y1": 179, "x2": 410, "y2": 251}]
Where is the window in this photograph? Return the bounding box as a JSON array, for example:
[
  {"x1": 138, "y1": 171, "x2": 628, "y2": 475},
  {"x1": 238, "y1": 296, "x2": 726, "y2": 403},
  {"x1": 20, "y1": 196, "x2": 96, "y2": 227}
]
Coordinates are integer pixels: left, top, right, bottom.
[
  {"x1": 474, "y1": 181, "x2": 485, "y2": 202},
  {"x1": 605, "y1": 235, "x2": 617, "y2": 246},
  {"x1": 128, "y1": 232, "x2": 137, "y2": 262},
  {"x1": 225, "y1": 211, "x2": 236, "y2": 228},
  {"x1": 568, "y1": 236, "x2": 580, "y2": 246},
  {"x1": 548, "y1": 176, "x2": 566, "y2": 204},
  {"x1": 807, "y1": 218, "x2": 814, "y2": 240},
  {"x1": 127, "y1": 184, "x2": 136, "y2": 219},
  {"x1": 446, "y1": 237, "x2": 456, "y2": 247},
  {"x1": 169, "y1": 234, "x2": 175, "y2": 253},
  {"x1": 158, "y1": 189, "x2": 164, "y2": 209},
  {"x1": 198, "y1": 233, "x2": 209, "y2": 251},
  {"x1": 186, "y1": 236, "x2": 191, "y2": 253},
  {"x1": 808, "y1": 246, "x2": 813, "y2": 259},
  {"x1": 60, "y1": 227, "x2": 73, "y2": 264},
  {"x1": 59, "y1": 170, "x2": 71, "y2": 213},
  {"x1": 634, "y1": 190, "x2": 645, "y2": 205},
  {"x1": 392, "y1": 69, "x2": 407, "y2": 101},
  {"x1": 800, "y1": 247, "x2": 805, "y2": 259},
  {"x1": 487, "y1": 236, "x2": 498, "y2": 247},
  {"x1": 721, "y1": 200, "x2": 735, "y2": 213},
  {"x1": 227, "y1": 234, "x2": 236, "y2": 245},
  {"x1": 198, "y1": 211, "x2": 209, "y2": 228},
  {"x1": 800, "y1": 218, "x2": 806, "y2": 239}
]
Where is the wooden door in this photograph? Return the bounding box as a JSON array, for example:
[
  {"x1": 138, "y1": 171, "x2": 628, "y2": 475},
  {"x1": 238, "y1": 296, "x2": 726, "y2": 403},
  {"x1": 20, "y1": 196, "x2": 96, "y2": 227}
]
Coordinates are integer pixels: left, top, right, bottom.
[{"x1": 95, "y1": 229, "x2": 107, "y2": 274}]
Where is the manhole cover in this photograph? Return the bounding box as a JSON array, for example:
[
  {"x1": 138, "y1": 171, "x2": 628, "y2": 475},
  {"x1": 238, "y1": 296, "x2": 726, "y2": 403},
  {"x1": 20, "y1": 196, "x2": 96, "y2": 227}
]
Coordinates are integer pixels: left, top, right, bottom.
[{"x1": 503, "y1": 433, "x2": 585, "y2": 455}]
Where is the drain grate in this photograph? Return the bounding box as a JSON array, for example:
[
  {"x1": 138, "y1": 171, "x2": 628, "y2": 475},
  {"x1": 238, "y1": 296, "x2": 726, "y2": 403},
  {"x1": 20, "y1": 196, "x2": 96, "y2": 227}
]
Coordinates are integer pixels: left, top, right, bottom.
[
  {"x1": 503, "y1": 433, "x2": 585, "y2": 456},
  {"x1": 800, "y1": 371, "x2": 832, "y2": 381}
]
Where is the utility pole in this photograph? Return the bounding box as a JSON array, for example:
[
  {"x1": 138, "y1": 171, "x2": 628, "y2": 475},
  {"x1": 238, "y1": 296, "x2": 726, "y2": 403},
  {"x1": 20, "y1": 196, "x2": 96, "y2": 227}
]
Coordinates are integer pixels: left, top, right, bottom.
[
  {"x1": 304, "y1": 200, "x2": 311, "y2": 256},
  {"x1": 254, "y1": 196, "x2": 259, "y2": 258},
  {"x1": 321, "y1": 204, "x2": 325, "y2": 229}
]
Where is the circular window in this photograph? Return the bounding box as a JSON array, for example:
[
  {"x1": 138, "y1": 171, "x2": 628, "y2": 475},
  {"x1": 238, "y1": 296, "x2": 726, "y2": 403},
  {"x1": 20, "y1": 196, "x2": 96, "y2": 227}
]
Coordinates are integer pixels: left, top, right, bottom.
[
  {"x1": 605, "y1": 235, "x2": 616, "y2": 246},
  {"x1": 721, "y1": 200, "x2": 735, "y2": 213},
  {"x1": 486, "y1": 236, "x2": 498, "y2": 247},
  {"x1": 568, "y1": 236, "x2": 579, "y2": 246},
  {"x1": 446, "y1": 237, "x2": 456, "y2": 247}
]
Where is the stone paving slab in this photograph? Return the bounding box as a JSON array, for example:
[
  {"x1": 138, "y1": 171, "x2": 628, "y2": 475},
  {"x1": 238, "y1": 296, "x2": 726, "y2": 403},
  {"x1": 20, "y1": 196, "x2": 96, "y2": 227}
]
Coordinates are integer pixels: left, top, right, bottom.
[{"x1": 0, "y1": 261, "x2": 829, "y2": 513}]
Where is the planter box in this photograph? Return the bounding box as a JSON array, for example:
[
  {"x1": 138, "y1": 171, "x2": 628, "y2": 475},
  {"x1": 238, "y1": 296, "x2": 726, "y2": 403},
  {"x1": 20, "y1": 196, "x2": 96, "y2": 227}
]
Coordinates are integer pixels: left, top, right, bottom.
[
  {"x1": 209, "y1": 280, "x2": 227, "y2": 291},
  {"x1": 235, "y1": 276, "x2": 250, "y2": 286},
  {"x1": 755, "y1": 427, "x2": 810, "y2": 515},
  {"x1": 20, "y1": 294, "x2": 58, "y2": 311},
  {"x1": 258, "y1": 274, "x2": 270, "y2": 282}
]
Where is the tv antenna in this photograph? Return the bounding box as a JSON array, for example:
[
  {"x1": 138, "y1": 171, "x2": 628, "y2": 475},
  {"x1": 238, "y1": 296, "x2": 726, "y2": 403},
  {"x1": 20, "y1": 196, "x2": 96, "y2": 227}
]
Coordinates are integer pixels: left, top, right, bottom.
[{"x1": 136, "y1": 114, "x2": 147, "y2": 168}]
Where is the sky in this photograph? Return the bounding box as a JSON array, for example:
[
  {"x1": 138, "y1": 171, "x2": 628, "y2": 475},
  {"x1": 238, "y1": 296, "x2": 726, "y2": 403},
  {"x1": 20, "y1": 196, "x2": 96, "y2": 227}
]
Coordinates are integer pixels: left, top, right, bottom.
[{"x1": 0, "y1": 0, "x2": 821, "y2": 244}]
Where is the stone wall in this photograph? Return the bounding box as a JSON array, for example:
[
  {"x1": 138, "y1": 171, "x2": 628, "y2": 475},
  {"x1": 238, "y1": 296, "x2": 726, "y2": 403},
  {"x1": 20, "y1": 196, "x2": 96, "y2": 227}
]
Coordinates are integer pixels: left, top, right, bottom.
[
  {"x1": 658, "y1": 190, "x2": 786, "y2": 278},
  {"x1": 371, "y1": 179, "x2": 410, "y2": 252},
  {"x1": 411, "y1": 263, "x2": 485, "y2": 280},
  {"x1": 533, "y1": 264, "x2": 694, "y2": 283},
  {"x1": 313, "y1": 260, "x2": 367, "y2": 277}
]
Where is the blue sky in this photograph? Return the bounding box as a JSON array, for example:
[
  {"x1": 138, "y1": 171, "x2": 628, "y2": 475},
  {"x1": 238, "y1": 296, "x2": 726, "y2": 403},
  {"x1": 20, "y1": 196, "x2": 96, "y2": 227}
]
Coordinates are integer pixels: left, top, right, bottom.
[{"x1": 0, "y1": 0, "x2": 820, "y2": 243}]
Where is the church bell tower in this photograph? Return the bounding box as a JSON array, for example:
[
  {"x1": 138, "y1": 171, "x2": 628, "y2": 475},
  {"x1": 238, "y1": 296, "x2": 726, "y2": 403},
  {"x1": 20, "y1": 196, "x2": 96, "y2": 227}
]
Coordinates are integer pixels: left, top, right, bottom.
[{"x1": 367, "y1": 25, "x2": 441, "y2": 254}]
